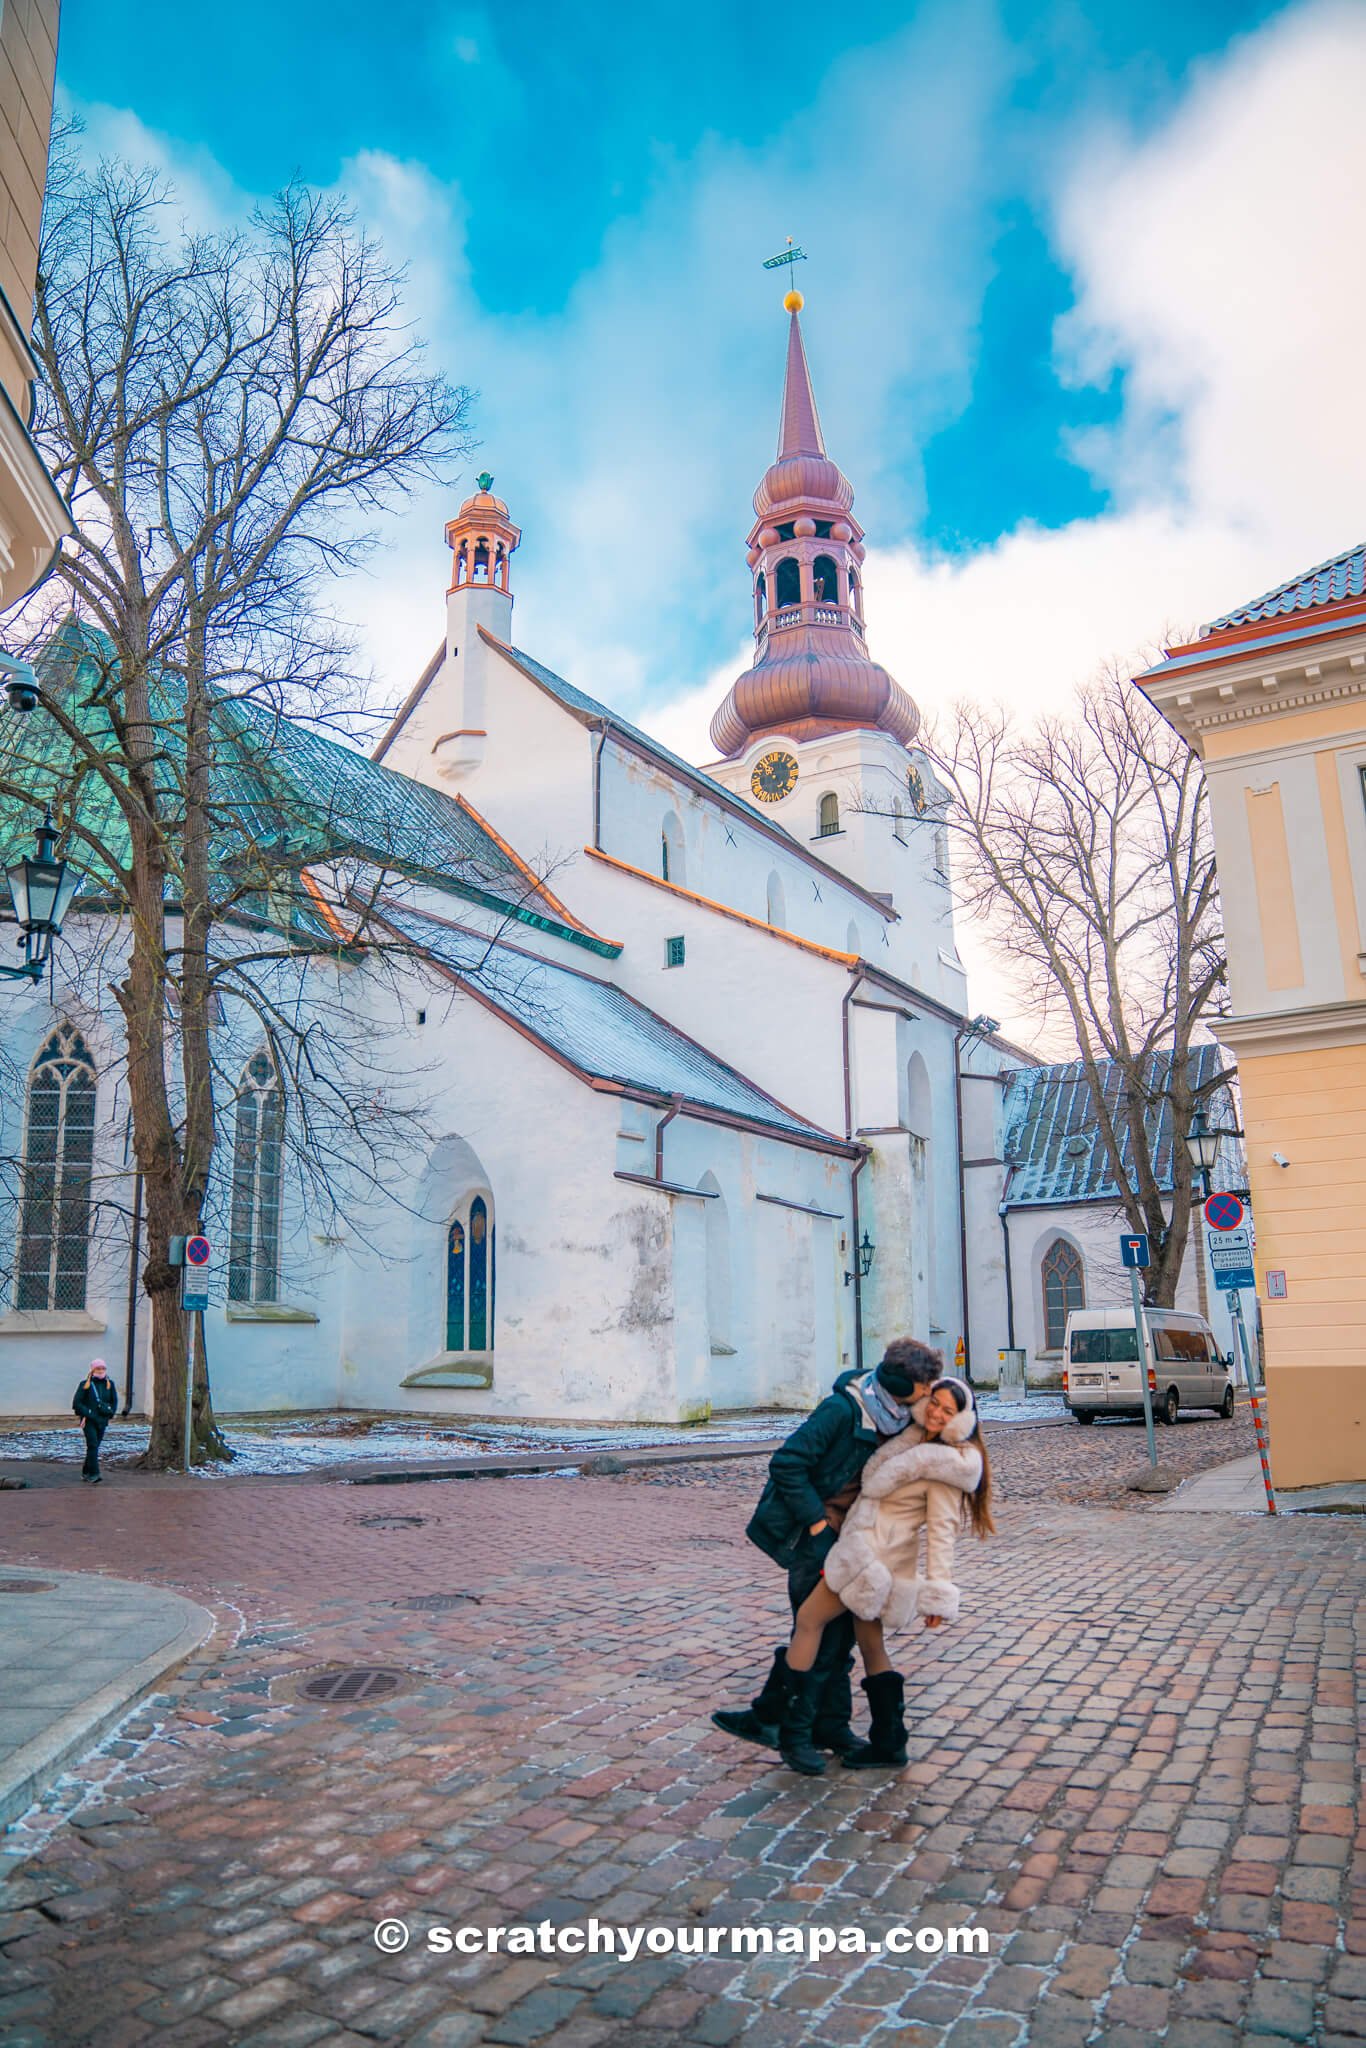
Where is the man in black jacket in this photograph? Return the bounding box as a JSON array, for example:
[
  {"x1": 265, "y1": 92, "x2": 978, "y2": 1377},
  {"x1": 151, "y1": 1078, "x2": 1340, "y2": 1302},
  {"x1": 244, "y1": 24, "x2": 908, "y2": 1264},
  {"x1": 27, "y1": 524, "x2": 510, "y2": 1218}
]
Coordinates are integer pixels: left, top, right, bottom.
[
  {"x1": 73, "y1": 1361, "x2": 119, "y2": 1483},
  {"x1": 713, "y1": 1337, "x2": 941, "y2": 1768}
]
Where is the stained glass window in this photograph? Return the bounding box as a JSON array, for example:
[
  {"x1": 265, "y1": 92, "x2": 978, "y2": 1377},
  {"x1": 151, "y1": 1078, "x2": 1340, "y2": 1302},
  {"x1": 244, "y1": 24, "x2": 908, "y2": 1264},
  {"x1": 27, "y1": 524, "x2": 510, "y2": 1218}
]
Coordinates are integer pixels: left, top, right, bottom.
[
  {"x1": 228, "y1": 1053, "x2": 283, "y2": 1303},
  {"x1": 445, "y1": 1195, "x2": 493, "y2": 1353},
  {"x1": 446, "y1": 1219, "x2": 466, "y2": 1352},
  {"x1": 17, "y1": 1025, "x2": 97, "y2": 1310}
]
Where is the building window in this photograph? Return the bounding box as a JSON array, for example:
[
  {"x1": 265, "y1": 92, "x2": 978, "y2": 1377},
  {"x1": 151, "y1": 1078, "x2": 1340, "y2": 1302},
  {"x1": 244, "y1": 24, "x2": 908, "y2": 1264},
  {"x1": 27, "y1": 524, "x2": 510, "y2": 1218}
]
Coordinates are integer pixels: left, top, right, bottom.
[
  {"x1": 818, "y1": 791, "x2": 840, "y2": 836},
  {"x1": 446, "y1": 1193, "x2": 494, "y2": 1352},
  {"x1": 774, "y1": 556, "x2": 801, "y2": 607},
  {"x1": 16, "y1": 1024, "x2": 97, "y2": 1311},
  {"x1": 1041, "y1": 1238, "x2": 1084, "y2": 1351},
  {"x1": 893, "y1": 798, "x2": 907, "y2": 842},
  {"x1": 228, "y1": 1052, "x2": 283, "y2": 1304},
  {"x1": 665, "y1": 935, "x2": 686, "y2": 968},
  {"x1": 661, "y1": 811, "x2": 685, "y2": 888},
  {"x1": 765, "y1": 871, "x2": 786, "y2": 927},
  {"x1": 934, "y1": 825, "x2": 949, "y2": 876}
]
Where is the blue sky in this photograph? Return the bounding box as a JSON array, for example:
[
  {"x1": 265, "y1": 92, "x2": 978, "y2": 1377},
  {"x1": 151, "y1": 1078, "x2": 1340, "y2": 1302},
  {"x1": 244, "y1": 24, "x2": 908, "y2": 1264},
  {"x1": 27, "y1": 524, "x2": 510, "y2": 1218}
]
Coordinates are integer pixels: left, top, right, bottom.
[{"x1": 57, "y1": 1, "x2": 1366, "y2": 756}]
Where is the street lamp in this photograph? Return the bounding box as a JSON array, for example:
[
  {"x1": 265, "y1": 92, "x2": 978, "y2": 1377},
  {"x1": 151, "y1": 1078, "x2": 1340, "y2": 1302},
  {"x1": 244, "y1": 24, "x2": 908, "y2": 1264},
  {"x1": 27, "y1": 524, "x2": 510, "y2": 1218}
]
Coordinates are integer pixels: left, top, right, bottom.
[
  {"x1": 1186, "y1": 1107, "x2": 1221, "y2": 1201},
  {"x1": 2, "y1": 812, "x2": 79, "y2": 983}
]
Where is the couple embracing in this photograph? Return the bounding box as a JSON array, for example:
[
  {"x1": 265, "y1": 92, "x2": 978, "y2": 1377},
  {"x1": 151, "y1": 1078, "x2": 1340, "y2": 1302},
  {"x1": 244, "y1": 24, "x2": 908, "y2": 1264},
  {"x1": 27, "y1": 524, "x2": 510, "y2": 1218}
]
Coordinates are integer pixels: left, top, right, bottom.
[{"x1": 713, "y1": 1338, "x2": 993, "y2": 1775}]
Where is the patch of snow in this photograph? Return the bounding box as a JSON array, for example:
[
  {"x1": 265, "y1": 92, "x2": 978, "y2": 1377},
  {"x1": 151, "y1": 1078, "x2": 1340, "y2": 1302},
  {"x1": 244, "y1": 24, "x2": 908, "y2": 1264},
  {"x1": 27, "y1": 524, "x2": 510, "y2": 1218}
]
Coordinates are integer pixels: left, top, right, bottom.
[{"x1": 0, "y1": 1410, "x2": 789, "y2": 1477}]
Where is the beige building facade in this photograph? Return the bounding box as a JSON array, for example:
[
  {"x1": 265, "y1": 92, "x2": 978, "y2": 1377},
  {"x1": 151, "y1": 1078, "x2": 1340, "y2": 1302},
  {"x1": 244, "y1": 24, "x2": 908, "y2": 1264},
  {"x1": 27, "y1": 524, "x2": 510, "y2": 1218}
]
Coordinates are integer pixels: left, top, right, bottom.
[
  {"x1": 1138, "y1": 548, "x2": 1366, "y2": 1487},
  {"x1": 0, "y1": 0, "x2": 68, "y2": 612}
]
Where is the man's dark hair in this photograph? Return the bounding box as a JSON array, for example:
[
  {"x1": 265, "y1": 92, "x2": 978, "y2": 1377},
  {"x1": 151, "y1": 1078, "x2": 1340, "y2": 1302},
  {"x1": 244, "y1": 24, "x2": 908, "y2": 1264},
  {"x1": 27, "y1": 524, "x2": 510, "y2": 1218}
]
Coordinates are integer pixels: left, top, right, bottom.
[{"x1": 876, "y1": 1337, "x2": 943, "y2": 1397}]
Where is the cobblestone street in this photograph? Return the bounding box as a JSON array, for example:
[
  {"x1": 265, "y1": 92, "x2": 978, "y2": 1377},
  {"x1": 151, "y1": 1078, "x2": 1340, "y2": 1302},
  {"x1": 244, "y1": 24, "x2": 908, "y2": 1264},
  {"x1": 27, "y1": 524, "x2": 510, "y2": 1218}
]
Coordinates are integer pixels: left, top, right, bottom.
[{"x1": 0, "y1": 1418, "x2": 1362, "y2": 2048}]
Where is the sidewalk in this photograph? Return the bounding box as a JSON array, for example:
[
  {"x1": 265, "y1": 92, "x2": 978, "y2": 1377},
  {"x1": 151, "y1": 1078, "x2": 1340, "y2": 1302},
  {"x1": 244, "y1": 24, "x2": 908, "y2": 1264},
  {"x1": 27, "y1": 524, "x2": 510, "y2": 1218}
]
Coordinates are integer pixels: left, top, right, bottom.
[
  {"x1": 0, "y1": 1566, "x2": 214, "y2": 1830},
  {"x1": 1157, "y1": 1450, "x2": 1366, "y2": 1514}
]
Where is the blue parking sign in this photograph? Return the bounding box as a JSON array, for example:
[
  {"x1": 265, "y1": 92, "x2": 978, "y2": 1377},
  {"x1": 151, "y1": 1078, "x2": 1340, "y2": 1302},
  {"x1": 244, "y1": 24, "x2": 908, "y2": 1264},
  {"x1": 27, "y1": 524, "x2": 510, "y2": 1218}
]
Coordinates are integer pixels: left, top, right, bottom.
[{"x1": 1119, "y1": 1233, "x2": 1150, "y2": 1269}]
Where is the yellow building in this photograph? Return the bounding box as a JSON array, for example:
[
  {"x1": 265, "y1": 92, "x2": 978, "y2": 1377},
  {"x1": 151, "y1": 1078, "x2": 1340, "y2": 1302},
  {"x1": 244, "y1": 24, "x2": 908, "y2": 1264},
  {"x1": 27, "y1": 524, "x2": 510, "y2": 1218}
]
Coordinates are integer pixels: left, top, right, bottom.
[
  {"x1": 0, "y1": 0, "x2": 69, "y2": 612},
  {"x1": 1138, "y1": 547, "x2": 1366, "y2": 1487}
]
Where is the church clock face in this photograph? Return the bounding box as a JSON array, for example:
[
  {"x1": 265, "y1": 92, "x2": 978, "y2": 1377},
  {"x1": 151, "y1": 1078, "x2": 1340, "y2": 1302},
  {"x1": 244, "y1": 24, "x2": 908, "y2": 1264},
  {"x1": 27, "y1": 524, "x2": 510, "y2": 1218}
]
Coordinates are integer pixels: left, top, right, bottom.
[
  {"x1": 907, "y1": 765, "x2": 928, "y2": 814},
  {"x1": 751, "y1": 749, "x2": 799, "y2": 804}
]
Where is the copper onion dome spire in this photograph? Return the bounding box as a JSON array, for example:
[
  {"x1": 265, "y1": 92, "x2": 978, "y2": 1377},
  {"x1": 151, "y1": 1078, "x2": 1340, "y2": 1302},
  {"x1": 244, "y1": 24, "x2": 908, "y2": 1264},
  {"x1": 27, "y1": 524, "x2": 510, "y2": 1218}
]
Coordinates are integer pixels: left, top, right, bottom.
[{"x1": 709, "y1": 302, "x2": 919, "y2": 759}]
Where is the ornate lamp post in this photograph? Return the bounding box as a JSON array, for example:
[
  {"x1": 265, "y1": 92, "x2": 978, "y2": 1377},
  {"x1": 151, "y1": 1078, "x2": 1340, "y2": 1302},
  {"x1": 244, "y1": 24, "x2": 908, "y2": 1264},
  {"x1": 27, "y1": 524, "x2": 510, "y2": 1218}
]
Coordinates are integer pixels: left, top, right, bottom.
[
  {"x1": 1185, "y1": 1106, "x2": 1221, "y2": 1202},
  {"x1": 2, "y1": 812, "x2": 79, "y2": 984}
]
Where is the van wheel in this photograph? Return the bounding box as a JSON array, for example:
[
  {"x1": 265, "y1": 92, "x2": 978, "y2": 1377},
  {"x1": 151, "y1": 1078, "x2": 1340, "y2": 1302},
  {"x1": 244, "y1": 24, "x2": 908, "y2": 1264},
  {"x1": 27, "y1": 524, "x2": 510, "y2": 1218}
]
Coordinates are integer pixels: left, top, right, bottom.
[
  {"x1": 1161, "y1": 1387, "x2": 1179, "y2": 1426},
  {"x1": 1219, "y1": 1385, "x2": 1234, "y2": 1419},
  {"x1": 1075, "y1": 1410, "x2": 1095, "y2": 1425}
]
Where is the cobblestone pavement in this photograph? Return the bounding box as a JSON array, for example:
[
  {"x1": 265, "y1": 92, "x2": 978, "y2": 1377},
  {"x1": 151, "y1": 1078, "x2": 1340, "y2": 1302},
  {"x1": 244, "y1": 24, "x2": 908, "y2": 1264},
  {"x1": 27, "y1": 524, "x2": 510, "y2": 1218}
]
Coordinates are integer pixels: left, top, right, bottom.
[{"x1": 0, "y1": 1431, "x2": 1361, "y2": 2048}]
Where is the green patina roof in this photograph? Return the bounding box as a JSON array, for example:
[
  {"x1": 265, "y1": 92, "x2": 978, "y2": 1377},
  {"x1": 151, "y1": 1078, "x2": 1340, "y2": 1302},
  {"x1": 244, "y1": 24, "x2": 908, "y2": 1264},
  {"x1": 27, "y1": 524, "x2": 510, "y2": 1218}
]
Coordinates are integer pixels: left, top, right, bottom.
[{"x1": 0, "y1": 620, "x2": 618, "y2": 957}]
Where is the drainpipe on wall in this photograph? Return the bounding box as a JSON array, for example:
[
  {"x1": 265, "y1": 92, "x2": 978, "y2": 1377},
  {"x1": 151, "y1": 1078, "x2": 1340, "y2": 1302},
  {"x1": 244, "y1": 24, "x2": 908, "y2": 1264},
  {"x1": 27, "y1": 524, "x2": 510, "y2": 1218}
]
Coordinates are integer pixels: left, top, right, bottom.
[
  {"x1": 953, "y1": 1024, "x2": 974, "y2": 1383},
  {"x1": 849, "y1": 1150, "x2": 869, "y2": 1371},
  {"x1": 999, "y1": 1200, "x2": 1016, "y2": 1351},
  {"x1": 591, "y1": 723, "x2": 610, "y2": 851},
  {"x1": 122, "y1": 1169, "x2": 143, "y2": 1415},
  {"x1": 842, "y1": 964, "x2": 871, "y2": 1370},
  {"x1": 655, "y1": 1094, "x2": 684, "y2": 1182}
]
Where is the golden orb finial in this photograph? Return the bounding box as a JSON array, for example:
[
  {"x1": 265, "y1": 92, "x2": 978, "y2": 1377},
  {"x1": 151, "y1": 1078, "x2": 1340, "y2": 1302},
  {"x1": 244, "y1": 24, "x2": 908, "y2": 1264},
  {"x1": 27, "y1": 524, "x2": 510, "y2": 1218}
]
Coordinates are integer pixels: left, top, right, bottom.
[{"x1": 783, "y1": 288, "x2": 804, "y2": 313}]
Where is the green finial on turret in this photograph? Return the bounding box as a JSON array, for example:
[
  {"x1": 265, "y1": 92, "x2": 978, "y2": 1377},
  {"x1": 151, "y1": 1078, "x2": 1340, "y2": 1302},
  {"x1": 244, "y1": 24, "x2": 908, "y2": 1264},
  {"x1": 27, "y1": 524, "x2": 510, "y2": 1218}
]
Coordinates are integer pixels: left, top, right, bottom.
[{"x1": 475, "y1": 471, "x2": 494, "y2": 493}]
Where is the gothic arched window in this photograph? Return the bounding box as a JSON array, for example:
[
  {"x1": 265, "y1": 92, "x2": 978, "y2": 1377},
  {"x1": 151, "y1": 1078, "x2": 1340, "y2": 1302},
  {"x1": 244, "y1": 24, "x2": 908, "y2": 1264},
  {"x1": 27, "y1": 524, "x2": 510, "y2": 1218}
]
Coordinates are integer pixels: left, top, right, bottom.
[
  {"x1": 774, "y1": 556, "x2": 801, "y2": 608},
  {"x1": 16, "y1": 1024, "x2": 97, "y2": 1311},
  {"x1": 1041, "y1": 1238, "x2": 1084, "y2": 1352},
  {"x1": 228, "y1": 1052, "x2": 283, "y2": 1304},
  {"x1": 661, "y1": 811, "x2": 685, "y2": 888},
  {"x1": 755, "y1": 572, "x2": 767, "y2": 626},
  {"x1": 812, "y1": 554, "x2": 839, "y2": 604},
  {"x1": 818, "y1": 791, "x2": 840, "y2": 837},
  {"x1": 446, "y1": 1193, "x2": 494, "y2": 1352}
]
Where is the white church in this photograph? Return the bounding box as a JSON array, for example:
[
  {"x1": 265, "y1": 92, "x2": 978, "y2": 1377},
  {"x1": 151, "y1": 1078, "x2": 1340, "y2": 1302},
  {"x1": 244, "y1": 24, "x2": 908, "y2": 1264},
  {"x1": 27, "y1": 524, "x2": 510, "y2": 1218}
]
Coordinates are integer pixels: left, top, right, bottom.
[{"x1": 0, "y1": 300, "x2": 1236, "y2": 1423}]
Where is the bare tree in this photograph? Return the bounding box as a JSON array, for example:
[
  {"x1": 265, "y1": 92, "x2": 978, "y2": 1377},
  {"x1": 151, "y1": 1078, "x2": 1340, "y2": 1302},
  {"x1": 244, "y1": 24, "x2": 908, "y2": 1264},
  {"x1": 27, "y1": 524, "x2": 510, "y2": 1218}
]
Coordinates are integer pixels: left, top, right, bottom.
[
  {"x1": 925, "y1": 670, "x2": 1226, "y2": 1307},
  {"x1": 2, "y1": 138, "x2": 479, "y2": 1465}
]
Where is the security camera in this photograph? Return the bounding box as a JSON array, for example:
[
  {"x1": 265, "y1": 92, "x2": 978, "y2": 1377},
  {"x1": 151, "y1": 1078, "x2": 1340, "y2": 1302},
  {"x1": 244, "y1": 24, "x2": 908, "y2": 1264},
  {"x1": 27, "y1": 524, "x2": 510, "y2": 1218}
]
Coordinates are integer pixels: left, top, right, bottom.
[
  {"x1": 1271, "y1": 1152, "x2": 1290, "y2": 1169},
  {"x1": 0, "y1": 656, "x2": 39, "y2": 714}
]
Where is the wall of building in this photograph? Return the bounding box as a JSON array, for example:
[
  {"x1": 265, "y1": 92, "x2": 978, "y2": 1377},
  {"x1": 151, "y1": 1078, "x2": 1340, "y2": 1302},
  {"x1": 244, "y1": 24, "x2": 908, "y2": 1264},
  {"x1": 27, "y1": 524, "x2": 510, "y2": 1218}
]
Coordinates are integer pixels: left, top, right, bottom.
[
  {"x1": 1233, "y1": 1039, "x2": 1366, "y2": 1487},
  {"x1": 0, "y1": 0, "x2": 68, "y2": 607}
]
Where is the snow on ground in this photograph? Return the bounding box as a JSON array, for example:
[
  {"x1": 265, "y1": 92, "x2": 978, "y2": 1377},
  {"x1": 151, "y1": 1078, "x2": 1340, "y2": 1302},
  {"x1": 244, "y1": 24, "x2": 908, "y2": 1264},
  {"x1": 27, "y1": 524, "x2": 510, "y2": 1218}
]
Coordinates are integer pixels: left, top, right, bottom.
[
  {"x1": 0, "y1": 1411, "x2": 790, "y2": 1477},
  {"x1": 975, "y1": 1393, "x2": 1069, "y2": 1424}
]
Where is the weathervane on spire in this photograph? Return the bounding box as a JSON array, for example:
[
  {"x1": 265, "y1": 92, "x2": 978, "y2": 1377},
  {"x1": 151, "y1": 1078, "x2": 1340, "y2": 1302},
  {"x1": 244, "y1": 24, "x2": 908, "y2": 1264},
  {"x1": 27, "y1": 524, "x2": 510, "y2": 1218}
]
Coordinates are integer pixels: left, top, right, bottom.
[{"x1": 762, "y1": 237, "x2": 807, "y2": 313}]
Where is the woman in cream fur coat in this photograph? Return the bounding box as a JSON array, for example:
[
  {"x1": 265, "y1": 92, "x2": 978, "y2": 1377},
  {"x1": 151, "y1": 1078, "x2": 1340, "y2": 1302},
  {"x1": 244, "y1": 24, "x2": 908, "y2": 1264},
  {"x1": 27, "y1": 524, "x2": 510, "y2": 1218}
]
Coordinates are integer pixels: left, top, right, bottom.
[{"x1": 778, "y1": 1377, "x2": 993, "y2": 1774}]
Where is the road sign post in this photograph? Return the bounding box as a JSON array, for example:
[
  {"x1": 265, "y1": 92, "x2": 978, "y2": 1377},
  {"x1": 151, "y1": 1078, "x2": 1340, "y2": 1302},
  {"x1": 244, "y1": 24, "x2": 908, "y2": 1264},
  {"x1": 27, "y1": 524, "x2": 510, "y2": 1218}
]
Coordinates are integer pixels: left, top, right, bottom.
[
  {"x1": 175, "y1": 1234, "x2": 213, "y2": 1470},
  {"x1": 1119, "y1": 1233, "x2": 1158, "y2": 1468},
  {"x1": 1229, "y1": 1287, "x2": 1277, "y2": 1515}
]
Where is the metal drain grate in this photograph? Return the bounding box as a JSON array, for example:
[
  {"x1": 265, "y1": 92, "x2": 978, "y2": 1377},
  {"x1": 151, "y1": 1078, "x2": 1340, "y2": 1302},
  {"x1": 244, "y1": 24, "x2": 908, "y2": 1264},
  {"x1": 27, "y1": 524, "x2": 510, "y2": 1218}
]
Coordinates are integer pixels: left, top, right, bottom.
[
  {"x1": 0, "y1": 1578, "x2": 55, "y2": 1593},
  {"x1": 393, "y1": 1592, "x2": 481, "y2": 1611},
  {"x1": 356, "y1": 1513, "x2": 428, "y2": 1531},
  {"x1": 298, "y1": 1667, "x2": 406, "y2": 1704}
]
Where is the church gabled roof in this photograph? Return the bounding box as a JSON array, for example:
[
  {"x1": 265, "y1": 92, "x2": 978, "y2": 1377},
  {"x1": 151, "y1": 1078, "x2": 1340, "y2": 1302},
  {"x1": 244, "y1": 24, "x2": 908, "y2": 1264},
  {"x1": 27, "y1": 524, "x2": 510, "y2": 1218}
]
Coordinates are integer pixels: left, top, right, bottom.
[
  {"x1": 1001, "y1": 1046, "x2": 1240, "y2": 1208},
  {"x1": 379, "y1": 901, "x2": 855, "y2": 1153},
  {"x1": 478, "y1": 630, "x2": 900, "y2": 922},
  {"x1": 0, "y1": 620, "x2": 618, "y2": 957}
]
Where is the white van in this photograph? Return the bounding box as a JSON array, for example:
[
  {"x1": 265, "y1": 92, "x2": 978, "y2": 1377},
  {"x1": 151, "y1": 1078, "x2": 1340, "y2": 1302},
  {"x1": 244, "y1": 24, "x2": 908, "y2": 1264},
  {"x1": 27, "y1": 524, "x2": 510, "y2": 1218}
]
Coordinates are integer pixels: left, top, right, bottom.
[{"x1": 1063, "y1": 1307, "x2": 1235, "y2": 1425}]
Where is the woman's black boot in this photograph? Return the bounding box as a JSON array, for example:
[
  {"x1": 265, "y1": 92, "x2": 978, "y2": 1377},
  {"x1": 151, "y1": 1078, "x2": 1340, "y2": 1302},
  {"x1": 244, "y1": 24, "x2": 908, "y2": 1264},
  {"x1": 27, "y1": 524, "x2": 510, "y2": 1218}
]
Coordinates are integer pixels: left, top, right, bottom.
[
  {"x1": 712, "y1": 1647, "x2": 787, "y2": 1749},
  {"x1": 778, "y1": 1668, "x2": 828, "y2": 1777},
  {"x1": 842, "y1": 1671, "x2": 908, "y2": 1769}
]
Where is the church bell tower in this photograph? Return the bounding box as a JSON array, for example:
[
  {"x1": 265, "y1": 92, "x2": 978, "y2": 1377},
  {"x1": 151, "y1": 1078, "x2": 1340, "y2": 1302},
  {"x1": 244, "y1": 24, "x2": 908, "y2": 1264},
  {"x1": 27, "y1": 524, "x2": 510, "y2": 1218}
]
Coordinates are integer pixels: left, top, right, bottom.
[{"x1": 706, "y1": 292, "x2": 924, "y2": 899}]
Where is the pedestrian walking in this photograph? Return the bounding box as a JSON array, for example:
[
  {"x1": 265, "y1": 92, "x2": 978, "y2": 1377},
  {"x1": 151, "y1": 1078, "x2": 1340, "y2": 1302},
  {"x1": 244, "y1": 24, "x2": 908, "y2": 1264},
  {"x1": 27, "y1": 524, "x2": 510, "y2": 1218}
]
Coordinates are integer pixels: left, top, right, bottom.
[
  {"x1": 72, "y1": 1360, "x2": 118, "y2": 1483},
  {"x1": 779, "y1": 1376, "x2": 994, "y2": 1774},
  {"x1": 712, "y1": 1337, "x2": 942, "y2": 1764}
]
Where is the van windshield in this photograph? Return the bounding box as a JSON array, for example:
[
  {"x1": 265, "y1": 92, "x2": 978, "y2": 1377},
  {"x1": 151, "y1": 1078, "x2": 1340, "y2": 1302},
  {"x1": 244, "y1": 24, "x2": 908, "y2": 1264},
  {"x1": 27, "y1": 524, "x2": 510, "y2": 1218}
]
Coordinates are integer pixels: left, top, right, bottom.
[{"x1": 1070, "y1": 1329, "x2": 1141, "y2": 1364}]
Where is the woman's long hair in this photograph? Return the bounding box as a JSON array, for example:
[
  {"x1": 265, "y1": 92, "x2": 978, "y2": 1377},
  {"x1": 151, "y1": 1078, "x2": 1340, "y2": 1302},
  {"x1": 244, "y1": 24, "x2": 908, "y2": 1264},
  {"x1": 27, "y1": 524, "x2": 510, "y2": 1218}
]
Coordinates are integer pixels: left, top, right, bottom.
[{"x1": 933, "y1": 1376, "x2": 995, "y2": 1538}]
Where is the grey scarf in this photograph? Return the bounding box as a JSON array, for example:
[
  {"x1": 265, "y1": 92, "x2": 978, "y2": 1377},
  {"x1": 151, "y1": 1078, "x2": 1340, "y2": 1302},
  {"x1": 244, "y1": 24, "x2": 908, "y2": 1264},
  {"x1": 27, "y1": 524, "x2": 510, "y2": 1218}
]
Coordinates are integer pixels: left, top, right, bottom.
[{"x1": 857, "y1": 1370, "x2": 913, "y2": 1438}]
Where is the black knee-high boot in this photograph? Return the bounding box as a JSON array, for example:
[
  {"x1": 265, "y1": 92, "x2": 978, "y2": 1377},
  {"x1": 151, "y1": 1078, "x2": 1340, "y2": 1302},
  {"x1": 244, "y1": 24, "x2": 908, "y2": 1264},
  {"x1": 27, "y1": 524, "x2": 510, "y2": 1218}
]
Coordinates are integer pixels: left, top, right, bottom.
[
  {"x1": 841, "y1": 1671, "x2": 908, "y2": 1769},
  {"x1": 712, "y1": 1647, "x2": 788, "y2": 1749},
  {"x1": 778, "y1": 1667, "x2": 828, "y2": 1777}
]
